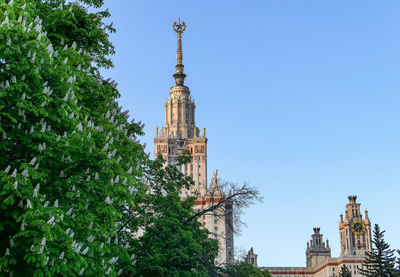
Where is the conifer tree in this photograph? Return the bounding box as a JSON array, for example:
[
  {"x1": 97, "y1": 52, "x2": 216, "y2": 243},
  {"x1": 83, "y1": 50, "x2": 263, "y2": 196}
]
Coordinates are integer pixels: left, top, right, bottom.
[
  {"x1": 339, "y1": 264, "x2": 352, "y2": 277},
  {"x1": 358, "y1": 224, "x2": 397, "y2": 277},
  {"x1": 0, "y1": 0, "x2": 147, "y2": 275}
]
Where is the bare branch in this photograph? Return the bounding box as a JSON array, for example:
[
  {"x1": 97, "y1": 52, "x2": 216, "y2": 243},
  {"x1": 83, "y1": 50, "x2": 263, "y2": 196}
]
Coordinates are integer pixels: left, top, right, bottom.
[{"x1": 183, "y1": 179, "x2": 263, "y2": 236}]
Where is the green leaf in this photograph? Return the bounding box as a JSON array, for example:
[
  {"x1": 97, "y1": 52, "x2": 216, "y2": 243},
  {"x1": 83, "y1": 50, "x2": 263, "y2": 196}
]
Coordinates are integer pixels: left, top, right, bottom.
[{"x1": 3, "y1": 195, "x2": 14, "y2": 205}]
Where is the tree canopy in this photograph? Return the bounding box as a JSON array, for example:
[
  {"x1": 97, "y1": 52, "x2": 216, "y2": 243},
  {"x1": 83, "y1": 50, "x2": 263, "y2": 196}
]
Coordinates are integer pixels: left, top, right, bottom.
[
  {"x1": 339, "y1": 264, "x2": 352, "y2": 277},
  {"x1": 223, "y1": 262, "x2": 271, "y2": 277},
  {"x1": 0, "y1": 0, "x2": 262, "y2": 276},
  {"x1": 0, "y1": 0, "x2": 146, "y2": 275},
  {"x1": 133, "y1": 155, "x2": 219, "y2": 276}
]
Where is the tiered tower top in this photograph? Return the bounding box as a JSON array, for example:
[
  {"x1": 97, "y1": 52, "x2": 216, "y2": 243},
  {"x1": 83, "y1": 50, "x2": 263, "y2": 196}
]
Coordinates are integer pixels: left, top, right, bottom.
[
  {"x1": 157, "y1": 20, "x2": 201, "y2": 139},
  {"x1": 339, "y1": 195, "x2": 371, "y2": 257}
]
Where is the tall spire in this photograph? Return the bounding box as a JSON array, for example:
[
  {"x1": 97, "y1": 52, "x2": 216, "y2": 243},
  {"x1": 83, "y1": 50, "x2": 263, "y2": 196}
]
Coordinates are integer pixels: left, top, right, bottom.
[{"x1": 173, "y1": 19, "x2": 187, "y2": 86}]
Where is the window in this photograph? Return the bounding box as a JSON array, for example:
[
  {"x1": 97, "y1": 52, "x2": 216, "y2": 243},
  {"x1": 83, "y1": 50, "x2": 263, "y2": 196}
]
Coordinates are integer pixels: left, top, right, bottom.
[
  {"x1": 214, "y1": 226, "x2": 218, "y2": 231},
  {"x1": 214, "y1": 219, "x2": 218, "y2": 224}
]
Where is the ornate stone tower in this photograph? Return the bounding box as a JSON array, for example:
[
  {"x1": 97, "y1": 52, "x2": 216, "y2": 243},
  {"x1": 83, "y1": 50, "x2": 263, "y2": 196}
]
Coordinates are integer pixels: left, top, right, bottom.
[
  {"x1": 339, "y1": 196, "x2": 372, "y2": 257},
  {"x1": 305, "y1": 227, "x2": 331, "y2": 267},
  {"x1": 154, "y1": 19, "x2": 207, "y2": 196},
  {"x1": 245, "y1": 247, "x2": 258, "y2": 268},
  {"x1": 154, "y1": 20, "x2": 233, "y2": 265}
]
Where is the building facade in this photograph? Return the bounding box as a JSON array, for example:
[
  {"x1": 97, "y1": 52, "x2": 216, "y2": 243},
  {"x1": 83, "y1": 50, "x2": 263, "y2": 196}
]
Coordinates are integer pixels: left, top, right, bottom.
[
  {"x1": 153, "y1": 20, "x2": 234, "y2": 265},
  {"x1": 253, "y1": 196, "x2": 371, "y2": 277}
]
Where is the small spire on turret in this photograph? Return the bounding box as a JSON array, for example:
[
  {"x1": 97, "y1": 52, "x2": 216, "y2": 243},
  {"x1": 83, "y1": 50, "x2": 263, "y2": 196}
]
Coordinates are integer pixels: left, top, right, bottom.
[{"x1": 348, "y1": 195, "x2": 357, "y2": 204}]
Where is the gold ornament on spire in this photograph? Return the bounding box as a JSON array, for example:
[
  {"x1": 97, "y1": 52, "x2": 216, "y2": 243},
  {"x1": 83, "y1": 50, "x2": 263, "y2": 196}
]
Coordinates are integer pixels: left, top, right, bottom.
[
  {"x1": 173, "y1": 19, "x2": 187, "y2": 86},
  {"x1": 173, "y1": 18, "x2": 186, "y2": 34}
]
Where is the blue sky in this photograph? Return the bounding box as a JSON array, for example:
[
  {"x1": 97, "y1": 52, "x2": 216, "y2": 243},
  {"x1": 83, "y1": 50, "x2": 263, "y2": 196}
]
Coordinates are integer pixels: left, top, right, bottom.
[{"x1": 101, "y1": 0, "x2": 400, "y2": 266}]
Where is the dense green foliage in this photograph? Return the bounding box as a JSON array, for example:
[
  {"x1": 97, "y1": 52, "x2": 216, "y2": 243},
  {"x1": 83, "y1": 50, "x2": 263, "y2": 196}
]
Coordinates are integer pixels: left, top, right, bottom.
[
  {"x1": 0, "y1": 0, "x2": 222, "y2": 276},
  {"x1": 134, "y1": 155, "x2": 219, "y2": 276},
  {"x1": 359, "y1": 224, "x2": 399, "y2": 277},
  {"x1": 223, "y1": 262, "x2": 271, "y2": 277},
  {"x1": 0, "y1": 0, "x2": 148, "y2": 275},
  {"x1": 339, "y1": 264, "x2": 352, "y2": 277},
  {"x1": 397, "y1": 250, "x2": 400, "y2": 273}
]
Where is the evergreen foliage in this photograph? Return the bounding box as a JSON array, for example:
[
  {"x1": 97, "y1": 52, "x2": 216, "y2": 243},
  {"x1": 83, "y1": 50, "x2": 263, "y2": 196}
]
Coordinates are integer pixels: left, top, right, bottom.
[
  {"x1": 339, "y1": 264, "x2": 352, "y2": 277},
  {"x1": 396, "y1": 250, "x2": 400, "y2": 274},
  {"x1": 358, "y1": 224, "x2": 398, "y2": 277}
]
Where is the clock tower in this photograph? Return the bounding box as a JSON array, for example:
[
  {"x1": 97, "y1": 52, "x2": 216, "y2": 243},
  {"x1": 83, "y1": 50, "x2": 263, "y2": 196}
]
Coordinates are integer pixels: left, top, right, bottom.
[{"x1": 339, "y1": 195, "x2": 372, "y2": 257}]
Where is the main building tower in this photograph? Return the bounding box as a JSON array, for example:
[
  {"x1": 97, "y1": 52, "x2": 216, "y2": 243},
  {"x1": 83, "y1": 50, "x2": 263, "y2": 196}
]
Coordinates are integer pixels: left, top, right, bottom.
[
  {"x1": 154, "y1": 19, "x2": 207, "y2": 196},
  {"x1": 154, "y1": 20, "x2": 233, "y2": 265}
]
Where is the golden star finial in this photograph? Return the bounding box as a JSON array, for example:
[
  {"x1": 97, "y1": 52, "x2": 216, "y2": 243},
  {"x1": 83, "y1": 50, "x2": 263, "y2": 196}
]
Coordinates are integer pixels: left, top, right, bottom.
[{"x1": 173, "y1": 18, "x2": 186, "y2": 34}]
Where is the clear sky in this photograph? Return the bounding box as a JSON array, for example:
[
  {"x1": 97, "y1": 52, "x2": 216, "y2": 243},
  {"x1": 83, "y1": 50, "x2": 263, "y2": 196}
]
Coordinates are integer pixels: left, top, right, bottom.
[{"x1": 101, "y1": 0, "x2": 400, "y2": 267}]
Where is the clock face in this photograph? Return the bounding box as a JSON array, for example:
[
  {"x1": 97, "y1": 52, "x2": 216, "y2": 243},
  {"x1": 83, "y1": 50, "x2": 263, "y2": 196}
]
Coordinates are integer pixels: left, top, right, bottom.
[{"x1": 351, "y1": 220, "x2": 366, "y2": 235}]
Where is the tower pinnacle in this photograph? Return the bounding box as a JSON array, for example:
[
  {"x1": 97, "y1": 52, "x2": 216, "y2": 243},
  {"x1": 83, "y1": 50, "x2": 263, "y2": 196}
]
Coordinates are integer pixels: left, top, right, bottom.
[{"x1": 173, "y1": 19, "x2": 187, "y2": 86}]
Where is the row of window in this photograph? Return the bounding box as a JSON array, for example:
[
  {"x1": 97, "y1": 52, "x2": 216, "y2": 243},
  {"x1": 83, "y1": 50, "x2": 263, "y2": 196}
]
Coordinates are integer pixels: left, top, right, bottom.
[{"x1": 273, "y1": 265, "x2": 361, "y2": 277}]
